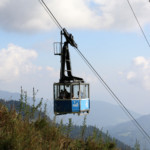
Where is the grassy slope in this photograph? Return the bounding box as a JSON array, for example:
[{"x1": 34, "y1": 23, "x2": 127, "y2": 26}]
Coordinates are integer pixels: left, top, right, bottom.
[{"x1": 0, "y1": 102, "x2": 119, "y2": 150}]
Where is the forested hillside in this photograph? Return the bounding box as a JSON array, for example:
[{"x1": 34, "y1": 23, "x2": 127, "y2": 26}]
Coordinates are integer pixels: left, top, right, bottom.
[{"x1": 0, "y1": 98, "x2": 134, "y2": 150}]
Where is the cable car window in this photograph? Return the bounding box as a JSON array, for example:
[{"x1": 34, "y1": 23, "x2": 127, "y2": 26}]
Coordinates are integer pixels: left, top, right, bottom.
[
  {"x1": 60, "y1": 85, "x2": 64, "y2": 91},
  {"x1": 85, "y1": 84, "x2": 89, "y2": 98},
  {"x1": 80, "y1": 84, "x2": 89, "y2": 99},
  {"x1": 72, "y1": 84, "x2": 79, "y2": 99},
  {"x1": 54, "y1": 84, "x2": 57, "y2": 99},
  {"x1": 80, "y1": 85, "x2": 85, "y2": 99},
  {"x1": 59, "y1": 85, "x2": 64, "y2": 99},
  {"x1": 64, "y1": 85, "x2": 71, "y2": 99}
]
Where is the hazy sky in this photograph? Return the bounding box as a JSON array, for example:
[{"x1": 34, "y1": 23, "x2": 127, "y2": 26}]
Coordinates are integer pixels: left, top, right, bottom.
[{"x1": 0, "y1": 0, "x2": 150, "y2": 114}]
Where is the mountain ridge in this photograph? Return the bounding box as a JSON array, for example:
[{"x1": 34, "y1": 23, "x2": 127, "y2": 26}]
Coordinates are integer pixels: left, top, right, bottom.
[
  {"x1": 0, "y1": 90, "x2": 141, "y2": 128},
  {"x1": 108, "y1": 114, "x2": 150, "y2": 150}
]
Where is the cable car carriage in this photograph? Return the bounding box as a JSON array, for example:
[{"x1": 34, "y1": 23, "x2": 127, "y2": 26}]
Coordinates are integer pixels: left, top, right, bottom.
[{"x1": 53, "y1": 29, "x2": 90, "y2": 115}]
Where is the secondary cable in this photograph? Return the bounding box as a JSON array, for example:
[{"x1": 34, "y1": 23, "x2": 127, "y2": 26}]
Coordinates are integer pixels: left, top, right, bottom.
[{"x1": 126, "y1": 0, "x2": 150, "y2": 47}]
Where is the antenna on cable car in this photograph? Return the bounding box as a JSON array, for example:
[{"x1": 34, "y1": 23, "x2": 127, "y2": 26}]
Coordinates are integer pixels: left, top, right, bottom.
[{"x1": 40, "y1": 0, "x2": 90, "y2": 115}]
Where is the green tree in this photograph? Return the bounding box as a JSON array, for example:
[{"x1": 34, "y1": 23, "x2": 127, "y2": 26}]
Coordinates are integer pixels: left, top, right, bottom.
[
  {"x1": 80, "y1": 115, "x2": 87, "y2": 140},
  {"x1": 134, "y1": 139, "x2": 140, "y2": 150}
]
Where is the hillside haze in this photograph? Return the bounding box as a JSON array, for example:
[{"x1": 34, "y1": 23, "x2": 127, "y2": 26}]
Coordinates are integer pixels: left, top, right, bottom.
[
  {"x1": 56, "y1": 100, "x2": 140, "y2": 129},
  {"x1": 0, "y1": 90, "x2": 140, "y2": 128},
  {"x1": 109, "y1": 114, "x2": 150, "y2": 150},
  {"x1": 0, "y1": 90, "x2": 20, "y2": 100}
]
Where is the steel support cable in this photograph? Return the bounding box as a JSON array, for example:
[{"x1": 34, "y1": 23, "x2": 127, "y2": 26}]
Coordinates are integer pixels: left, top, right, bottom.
[
  {"x1": 126, "y1": 0, "x2": 150, "y2": 47},
  {"x1": 74, "y1": 47, "x2": 150, "y2": 143},
  {"x1": 39, "y1": 0, "x2": 63, "y2": 30},
  {"x1": 39, "y1": 0, "x2": 150, "y2": 143}
]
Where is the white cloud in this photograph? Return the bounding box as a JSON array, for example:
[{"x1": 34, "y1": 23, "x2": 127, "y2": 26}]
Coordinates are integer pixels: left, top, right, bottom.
[
  {"x1": 118, "y1": 71, "x2": 123, "y2": 75},
  {"x1": 46, "y1": 66, "x2": 54, "y2": 72},
  {"x1": 133, "y1": 56, "x2": 150, "y2": 69},
  {"x1": 46, "y1": 66, "x2": 59, "y2": 78},
  {"x1": 0, "y1": 44, "x2": 60, "y2": 98},
  {"x1": 127, "y1": 71, "x2": 136, "y2": 80},
  {"x1": 0, "y1": 0, "x2": 149, "y2": 32},
  {"x1": 125, "y1": 56, "x2": 150, "y2": 90},
  {"x1": 0, "y1": 44, "x2": 38, "y2": 82},
  {"x1": 94, "y1": 0, "x2": 150, "y2": 31},
  {"x1": 0, "y1": 0, "x2": 53, "y2": 32}
]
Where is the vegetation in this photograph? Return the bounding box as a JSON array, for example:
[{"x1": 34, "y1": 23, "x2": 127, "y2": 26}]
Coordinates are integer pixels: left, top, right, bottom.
[
  {"x1": 0, "y1": 88, "x2": 133, "y2": 150},
  {"x1": 134, "y1": 139, "x2": 140, "y2": 150}
]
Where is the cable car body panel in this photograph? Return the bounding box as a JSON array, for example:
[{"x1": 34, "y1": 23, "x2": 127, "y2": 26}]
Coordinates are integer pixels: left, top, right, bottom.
[
  {"x1": 54, "y1": 82, "x2": 90, "y2": 115},
  {"x1": 54, "y1": 99, "x2": 90, "y2": 115}
]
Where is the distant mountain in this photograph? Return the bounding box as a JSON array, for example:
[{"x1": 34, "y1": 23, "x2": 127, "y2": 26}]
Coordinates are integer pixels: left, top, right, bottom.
[
  {"x1": 0, "y1": 90, "x2": 140, "y2": 128},
  {"x1": 0, "y1": 99, "x2": 49, "y2": 121},
  {"x1": 56, "y1": 100, "x2": 141, "y2": 129},
  {"x1": 87, "y1": 100, "x2": 140, "y2": 128},
  {"x1": 0, "y1": 90, "x2": 20, "y2": 100},
  {"x1": 108, "y1": 114, "x2": 150, "y2": 150},
  {"x1": 0, "y1": 90, "x2": 51, "y2": 112}
]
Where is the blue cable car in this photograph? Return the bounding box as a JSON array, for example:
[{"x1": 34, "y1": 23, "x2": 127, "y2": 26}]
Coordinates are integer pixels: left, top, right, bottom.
[
  {"x1": 54, "y1": 83, "x2": 90, "y2": 115},
  {"x1": 53, "y1": 28, "x2": 90, "y2": 115}
]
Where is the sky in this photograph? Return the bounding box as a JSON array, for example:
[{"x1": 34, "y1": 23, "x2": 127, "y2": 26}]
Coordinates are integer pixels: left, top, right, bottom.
[{"x1": 0, "y1": 0, "x2": 150, "y2": 114}]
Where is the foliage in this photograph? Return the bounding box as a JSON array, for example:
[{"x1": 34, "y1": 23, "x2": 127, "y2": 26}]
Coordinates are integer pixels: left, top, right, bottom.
[
  {"x1": 80, "y1": 115, "x2": 87, "y2": 140},
  {"x1": 0, "y1": 103, "x2": 120, "y2": 150},
  {"x1": 0, "y1": 88, "x2": 122, "y2": 150},
  {"x1": 134, "y1": 139, "x2": 140, "y2": 150}
]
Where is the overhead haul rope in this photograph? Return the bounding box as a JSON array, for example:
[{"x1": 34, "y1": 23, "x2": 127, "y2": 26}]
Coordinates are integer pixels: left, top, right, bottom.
[
  {"x1": 75, "y1": 47, "x2": 150, "y2": 143},
  {"x1": 39, "y1": 0, "x2": 63, "y2": 30},
  {"x1": 39, "y1": 0, "x2": 150, "y2": 143}
]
